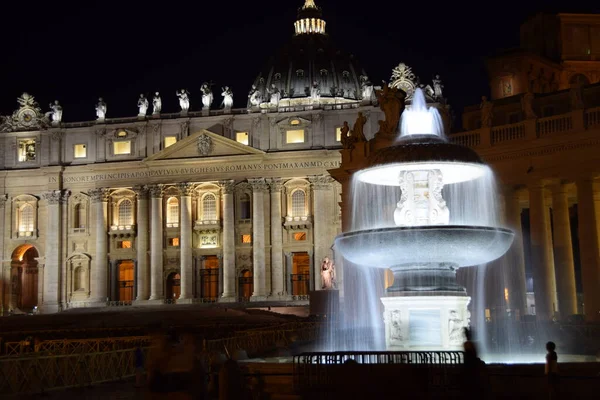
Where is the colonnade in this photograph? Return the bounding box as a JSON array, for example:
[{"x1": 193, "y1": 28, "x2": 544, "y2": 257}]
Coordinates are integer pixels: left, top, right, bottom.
[{"x1": 504, "y1": 180, "x2": 600, "y2": 322}]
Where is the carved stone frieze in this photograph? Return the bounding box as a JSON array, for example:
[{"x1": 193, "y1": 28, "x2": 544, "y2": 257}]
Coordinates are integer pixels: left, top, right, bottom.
[
  {"x1": 88, "y1": 188, "x2": 110, "y2": 203},
  {"x1": 42, "y1": 190, "x2": 64, "y2": 205},
  {"x1": 267, "y1": 178, "x2": 283, "y2": 192},
  {"x1": 197, "y1": 133, "x2": 213, "y2": 156},
  {"x1": 309, "y1": 175, "x2": 333, "y2": 190},
  {"x1": 219, "y1": 180, "x2": 236, "y2": 194},
  {"x1": 177, "y1": 183, "x2": 195, "y2": 196},
  {"x1": 248, "y1": 178, "x2": 269, "y2": 192},
  {"x1": 132, "y1": 185, "x2": 149, "y2": 198},
  {"x1": 148, "y1": 184, "x2": 164, "y2": 198}
]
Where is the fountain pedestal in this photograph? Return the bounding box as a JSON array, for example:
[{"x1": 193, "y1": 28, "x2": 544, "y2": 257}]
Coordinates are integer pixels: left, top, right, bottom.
[{"x1": 381, "y1": 295, "x2": 470, "y2": 350}]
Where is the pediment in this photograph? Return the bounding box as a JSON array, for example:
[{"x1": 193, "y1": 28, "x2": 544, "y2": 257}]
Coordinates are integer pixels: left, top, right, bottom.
[
  {"x1": 144, "y1": 129, "x2": 264, "y2": 161},
  {"x1": 276, "y1": 116, "x2": 312, "y2": 127}
]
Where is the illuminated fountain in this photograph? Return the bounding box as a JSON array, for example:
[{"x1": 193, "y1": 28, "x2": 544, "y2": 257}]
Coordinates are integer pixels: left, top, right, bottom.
[{"x1": 334, "y1": 88, "x2": 514, "y2": 350}]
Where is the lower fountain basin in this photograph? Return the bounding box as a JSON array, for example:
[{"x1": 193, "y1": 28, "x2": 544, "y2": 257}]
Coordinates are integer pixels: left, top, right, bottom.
[{"x1": 334, "y1": 225, "x2": 514, "y2": 269}]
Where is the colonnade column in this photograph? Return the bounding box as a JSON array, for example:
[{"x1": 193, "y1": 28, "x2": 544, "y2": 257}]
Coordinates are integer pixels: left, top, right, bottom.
[
  {"x1": 133, "y1": 186, "x2": 149, "y2": 301},
  {"x1": 576, "y1": 179, "x2": 600, "y2": 322},
  {"x1": 268, "y1": 178, "x2": 284, "y2": 297},
  {"x1": 41, "y1": 190, "x2": 64, "y2": 312},
  {"x1": 90, "y1": 188, "x2": 109, "y2": 304},
  {"x1": 503, "y1": 186, "x2": 528, "y2": 317},
  {"x1": 310, "y1": 175, "x2": 332, "y2": 290},
  {"x1": 248, "y1": 178, "x2": 268, "y2": 298},
  {"x1": 528, "y1": 183, "x2": 557, "y2": 320},
  {"x1": 149, "y1": 185, "x2": 164, "y2": 301},
  {"x1": 178, "y1": 183, "x2": 193, "y2": 300},
  {"x1": 0, "y1": 195, "x2": 7, "y2": 314},
  {"x1": 219, "y1": 180, "x2": 236, "y2": 301},
  {"x1": 550, "y1": 183, "x2": 577, "y2": 317}
]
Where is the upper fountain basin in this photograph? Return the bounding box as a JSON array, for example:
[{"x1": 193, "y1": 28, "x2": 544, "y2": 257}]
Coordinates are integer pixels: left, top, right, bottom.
[
  {"x1": 334, "y1": 225, "x2": 514, "y2": 269},
  {"x1": 357, "y1": 135, "x2": 485, "y2": 185}
]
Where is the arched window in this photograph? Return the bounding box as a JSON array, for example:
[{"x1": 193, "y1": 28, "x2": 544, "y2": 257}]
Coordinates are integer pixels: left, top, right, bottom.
[
  {"x1": 569, "y1": 73, "x2": 590, "y2": 86},
  {"x1": 291, "y1": 190, "x2": 306, "y2": 217},
  {"x1": 166, "y1": 197, "x2": 179, "y2": 226},
  {"x1": 202, "y1": 194, "x2": 217, "y2": 221},
  {"x1": 19, "y1": 204, "x2": 34, "y2": 233},
  {"x1": 73, "y1": 203, "x2": 86, "y2": 229},
  {"x1": 240, "y1": 193, "x2": 251, "y2": 220},
  {"x1": 118, "y1": 199, "x2": 133, "y2": 226}
]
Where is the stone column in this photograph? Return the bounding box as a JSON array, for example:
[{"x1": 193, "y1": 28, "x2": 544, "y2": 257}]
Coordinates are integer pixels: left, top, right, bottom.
[
  {"x1": 248, "y1": 178, "x2": 268, "y2": 299},
  {"x1": 90, "y1": 188, "x2": 109, "y2": 304},
  {"x1": 41, "y1": 190, "x2": 63, "y2": 313},
  {"x1": 268, "y1": 178, "x2": 284, "y2": 297},
  {"x1": 285, "y1": 252, "x2": 293, "y2": 295},
  {"x1": 310, "y1": 175, "x2": 332, "y2": 290},
  {"x1": 0, "y1": 195, "x2": 7, "y2": 314},
  {"x1": 110, "y1": 260, "x2": 118, "y2": 301},
  {"x1": 576, "y1": 179, "x2": 600, "y2": 322},
  {"x1": 133, "y1": 186, "x2": 149, "y2": 301},
  {"x1": 149, "y1": 185, "x2": 164, "y2": 301},
  {"x1": 551, "y1": 183, "x2": 578, "y2": 317},
  {"x1": 217, "y1": 254, "x2": 224, "y2": 296},
  {"x1": 528, "y1": 183, "x2": 557, "y2": 320},
  {"x1": 219, "y1": 180, "x2": 236, "y2": 301},
  {"x1": 178, "y1": 183, "x2": 194, "y2": 300},
  {"x1": 503, "y1": 187, "x2": 528, "y2": 316}
]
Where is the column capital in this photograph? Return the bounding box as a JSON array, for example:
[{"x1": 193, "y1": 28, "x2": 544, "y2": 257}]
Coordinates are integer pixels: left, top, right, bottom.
[
  {"x1": 267, "y1": 178, "x2": 283, "y2": 192},
  {"x1": 248, "y1": 178, "x2": 269, "y2": 192},
  {"x1": 42, "y1": 190, "x2": 63, "y2": 205},
  {"x1": 176, "y1": 182, "x2": 195, "y2": 196},
  {"x1": 89, "y1": 188, "x2": 110, "y2": 203},
  {"x1": 219, "y1": 180, "x2": 236, "y2": 194},
  {"x1": 309, "y1": 175, "x2": 333, "y2": 190},
  {"x1": 132, "y1": 185, "x2": 149, "y2": 198},
  {"x1": 148, "y1": 184, "x2": 164, "y2": 198},
  {"x1": 0, "y1": 194, "x2": 8, "y2": 207}
]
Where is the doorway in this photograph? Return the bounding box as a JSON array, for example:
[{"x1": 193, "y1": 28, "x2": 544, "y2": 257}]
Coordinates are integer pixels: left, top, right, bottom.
[
  {"x1": 238, "y1": 269, "x2": 253, "y2": 302},
  {"x1": 291, "y1": 252, "x2": 310, "y2": 296},
  {"x1": 166, "y1": 272, "x2": 181, "y2": 300},
  {"x1": 10, "y1": 245, "x2": 39, "y2": 311},
  {"x1": 200, "y1": 255, "x2": 219, "y2": 301},
  {"x1": 118, "y1": 260, "x2": 134, "y2": 301}
]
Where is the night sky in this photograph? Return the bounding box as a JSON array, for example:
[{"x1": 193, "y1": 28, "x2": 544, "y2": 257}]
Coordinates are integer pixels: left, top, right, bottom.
[{"x1": 0, "y1": 0, "x2": 595, "y2": 128}]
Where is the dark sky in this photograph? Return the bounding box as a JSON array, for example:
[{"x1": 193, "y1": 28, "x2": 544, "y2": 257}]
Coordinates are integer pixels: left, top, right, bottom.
[{"x1": 0, "y1": 0, "x2": 596, "y2": 127}]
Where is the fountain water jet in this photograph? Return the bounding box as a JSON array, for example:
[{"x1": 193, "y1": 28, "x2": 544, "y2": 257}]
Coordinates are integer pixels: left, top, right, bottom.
[{"x1": 333, "y1": 88, "x2": 514, "y2": 350}]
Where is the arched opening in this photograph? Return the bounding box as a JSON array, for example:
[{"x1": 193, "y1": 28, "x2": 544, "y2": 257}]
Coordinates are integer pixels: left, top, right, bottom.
[
  {"x1": 73, "y1": 203, "x2": 86, "y2": 230},
  {"x1": 202, "y1": 194, "x2": 217, "y2": 221},
  {"x1": 118, "y1": 199, "x2": 133, "y2": 226},
  {"x1": 291, "y1": 252, "x2": 310, "y2": 295},
  {"x1": 291, "y1": 189, "x2": 306, "y2": 217},
  {"x1": 569, "y1": 73, "x2": 590, "y2": 86},
  {"x1": 238, "y1": 269, "x2": 253, "y2": 302},
  {"x1": 240, "y1": 193, "x2": 251, "y2": 220},
  {"x1": 166, "y1": 272, "x2": 181, "y2": 300},
  {"x1": 10, "y1": 245, "x2": 39, "y2": 311},
  {"x1": 200, "y1": 255, "x2": 219, "y2": 301},
  {"x1": 166, "y1": 197, "x2": 179, "y2": 227},
  {"x1": 118, "y1": 260, "x2": 134, "y2": 301}
]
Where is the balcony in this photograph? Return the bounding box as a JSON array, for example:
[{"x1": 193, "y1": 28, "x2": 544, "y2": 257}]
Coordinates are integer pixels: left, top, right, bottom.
[
  {"x1": 109, "y1": 224, "x2": 136, "y2": 238},
  {"x1": 284, "y1": 215, "x2": 312, "y2": 230},
  {"x1": 194, "y1": 219, "x2": 221, "y2": 231},
  {"x1": 449, "y1": 106, "x2": 600, "y2": 150}
]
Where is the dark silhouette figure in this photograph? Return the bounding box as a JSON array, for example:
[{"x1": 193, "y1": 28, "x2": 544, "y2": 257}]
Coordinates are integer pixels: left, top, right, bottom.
[
  {"x1": 462, "y1": 327, "x2": 486, "y2": 399},
  {"x1": 545, "y1": 341, "x2": 559, "y2": 399}
]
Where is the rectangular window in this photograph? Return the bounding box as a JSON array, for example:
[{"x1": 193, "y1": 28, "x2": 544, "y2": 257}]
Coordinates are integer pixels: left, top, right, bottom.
[
  {"x1": 117, "y1": 240, "x2": 132, "y2": 249},
  {"x1": 164, "y1": 136, "x2": 177, "y2": 148},
  {"x1": 293, "y1": 232, "x2": 307, "y2": 241},
  {"x1": 18, "y1": 139, "x2": 36, "y2": 162},
  {"x1": 286, "y1": 129, "x2": 305, "y2": 144},
  {"x1": 113, "y1": 141, "x2": 131, "y2": 155},
  {"x1": 236, "y1": 131, "x2": 249, "y2": 145},
  {"x1": 241, "y1": 234, "x2": 252, "y2": 244},
  {"x1": 74, "y1": 144, "x2": 87, "y2": 158},
  {"x1": 336, "y1": 127, "x2": 342, "y2": 142},
  {"x1": 168, "y1": 237, "x2": 180, "y2": 247}
]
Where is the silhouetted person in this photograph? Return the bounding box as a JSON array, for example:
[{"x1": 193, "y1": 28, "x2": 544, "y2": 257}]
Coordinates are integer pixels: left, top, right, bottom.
[
  {"x1": 545, "y1": 341, "x2": 559, "y2": 399},
  {"x1": 462, "y1": 327, "x2": 486, "y2": 399}
]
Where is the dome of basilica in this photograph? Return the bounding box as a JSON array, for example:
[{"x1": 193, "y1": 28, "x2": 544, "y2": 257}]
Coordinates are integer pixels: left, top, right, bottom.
[{"x1": 248, "y1": 0, "x2": 374, "y2": 110}]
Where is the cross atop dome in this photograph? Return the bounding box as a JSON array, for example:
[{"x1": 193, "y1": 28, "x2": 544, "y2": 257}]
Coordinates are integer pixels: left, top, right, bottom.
[{"x1": 295, "y1": 0, "x2": 326, "y2": 35}]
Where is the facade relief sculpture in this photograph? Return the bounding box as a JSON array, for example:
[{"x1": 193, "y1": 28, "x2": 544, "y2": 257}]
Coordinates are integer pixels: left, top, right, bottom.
[
  {"x1": 480, "y1": 96, "x2": 494, "y2": 127},
  {"x1": 432, "y1": 75, "x2": 444, "y2": 100},
  {"x1": 152, "y1": 92, "x2": 162, "y2": 115},
  {"x1": 201, "y1": 82, "x2": 213, "y2": 110},
  {"x1": 95, "y1": 98, "x2": 107, "y2": 121},
  {"x1": 48, "y1": 100, "x2": 63, "y2": 126},
  {"x1": 221, "y1": 86, "x2": 234, "y2": 112},
  {"x1": 137, "y1": 94, "x2": 149, "y2": 117},
  {"x1": 177, "y1": 89, "x2": 190, "y2": 113},
  {"x1": 320, "y1": 256, "x2": 336, "y2": 289},
  {"x1": 1, "y1": 92, "x2": 50, "y2": 132},
  {"x1": 376, "y1": 83, "x2": 405, "y2": 137}
]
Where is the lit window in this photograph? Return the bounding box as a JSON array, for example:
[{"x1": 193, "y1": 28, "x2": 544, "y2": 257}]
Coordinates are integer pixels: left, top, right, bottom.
[
  {"x1": 117, "y1": 240, "x2": 132, "y2": 249},
  {"x1": 18, "y1": 139, "x2": 36, "y2": 162},
  {"x1": 114, "y1": 141, "x2": 131, "y2": 155},
  {"x1": 242, "y1": 234, "x2": 252, "y2": 244},
  {"x1": 169, "y1": 237, "x2": 180, "y2": 247},
  {"x1": 286, "y1": 129, "x2": 305, "y2": 144},
  {"x1": 166, "y1": 197, "x2": 179, "y2": 227},
  {"x1": 291, "y1": 190, "x2": 306, "y2": 217},
  {"x1": 19, "y1": 204, "x2": 34, "y2": 234},
  {"x1": 293, "y1": 232, "x2": 307, "y2": 241},
  {"x1": 118, "y1": 200, "x2": 133, "y2": 226},
  {"x1": 74, "y1": 144, "x2": 87, "y2": 158},
  {"x1": 236, "y1": 132, "x2": 249, "y2": 145},
  {"x1": 202, "y1": 194, "x2": 217, "y2": 220},
  {"x1": 117, "y1": 130, "x2": 128, "y2": 137},
  {"x1": 240, "y1": 194, "x2": 251, "y2": 219},
  {"x1": 336, "y1": 127, "x2": 342, "y2": 142},
  {"x1": 164, "y1": 136, "x2": 177, "y2": 148}
]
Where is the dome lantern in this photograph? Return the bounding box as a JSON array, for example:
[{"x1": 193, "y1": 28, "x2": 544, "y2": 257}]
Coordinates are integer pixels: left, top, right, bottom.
[{"x1": 294, "y1": 0, "x2": 326, "y2": 35}]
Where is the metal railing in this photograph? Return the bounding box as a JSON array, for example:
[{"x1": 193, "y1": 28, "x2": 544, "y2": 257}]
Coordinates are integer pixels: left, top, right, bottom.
[
  {"x1": 0, "y1": 347, "x2": 149, "y2": 396},
  {"x1": 2, "y1": 336, "x2": 150, "y2": 358},
  {"x1": 294, "y1": 351, "x2": 464, "y2": 365}
]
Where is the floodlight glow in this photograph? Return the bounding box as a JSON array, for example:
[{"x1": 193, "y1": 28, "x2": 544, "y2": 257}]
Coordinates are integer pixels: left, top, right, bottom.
[{"x1": 356, "y1": 162, "x2": 486, "y2": 186}]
